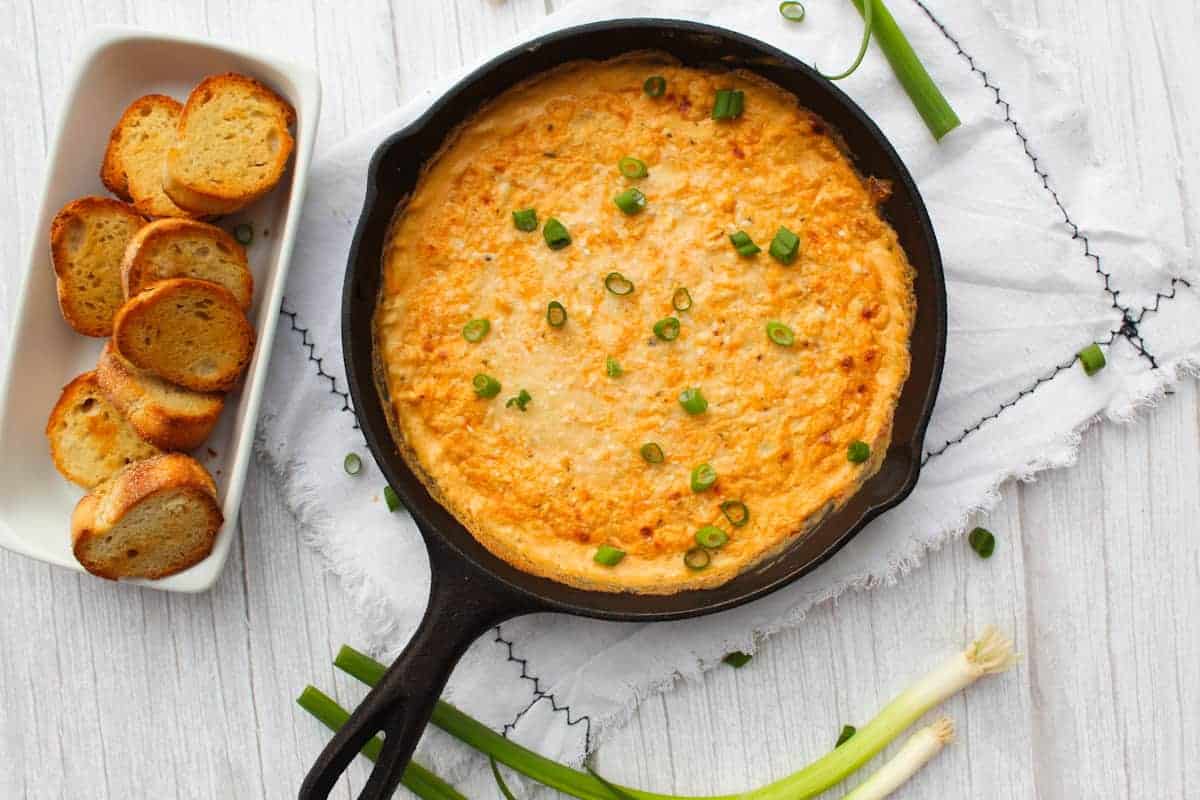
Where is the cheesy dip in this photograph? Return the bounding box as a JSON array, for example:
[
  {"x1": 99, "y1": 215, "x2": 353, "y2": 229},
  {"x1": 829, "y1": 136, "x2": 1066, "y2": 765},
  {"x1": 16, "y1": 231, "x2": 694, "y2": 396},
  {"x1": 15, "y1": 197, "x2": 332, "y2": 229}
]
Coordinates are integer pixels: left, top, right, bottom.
[{"x1": 376, "y1": 56, "x2": 915, "y2": 594}]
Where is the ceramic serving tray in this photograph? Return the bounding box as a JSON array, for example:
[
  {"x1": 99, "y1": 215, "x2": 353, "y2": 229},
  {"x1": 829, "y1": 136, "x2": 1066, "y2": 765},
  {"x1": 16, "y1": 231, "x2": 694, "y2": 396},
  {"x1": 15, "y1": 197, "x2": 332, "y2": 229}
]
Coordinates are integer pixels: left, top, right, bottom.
[{"x1": 0, "y1": 26, "x2": 320, "y2": 591}]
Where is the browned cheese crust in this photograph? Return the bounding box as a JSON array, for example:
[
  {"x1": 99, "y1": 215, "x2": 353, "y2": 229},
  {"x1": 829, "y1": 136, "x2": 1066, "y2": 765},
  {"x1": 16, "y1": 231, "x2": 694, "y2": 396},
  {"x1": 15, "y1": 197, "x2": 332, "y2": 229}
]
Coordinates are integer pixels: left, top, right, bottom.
[{"x1": 376, "y1": 57, "x2": 916, "y2": 593}]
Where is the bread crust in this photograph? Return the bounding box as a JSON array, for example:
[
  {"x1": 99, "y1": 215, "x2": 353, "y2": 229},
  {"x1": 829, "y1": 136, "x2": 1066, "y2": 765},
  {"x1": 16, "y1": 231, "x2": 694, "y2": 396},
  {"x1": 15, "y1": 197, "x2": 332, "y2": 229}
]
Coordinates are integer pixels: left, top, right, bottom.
[
  {"x1": 95, "y1": 342, "x2": 224, "y2": 451},
  {"x1": 70, "y1": 453, "x2": 222, "y2": 580},
  {"x1": 163, "y1": 73, "x2": 296, "y2": 215},
  {"x1": 111, "y1": 278, "x2": 256, "y2": 392},
  {"x1": 122, "y1": 218, "x2": 253, "y2": 310},
  {"x1": 49, "y1": 196, "x2": 147, "y2": 337},
  {"x1": 46, "y1": 371, "x2": 161, "y2": 488}
]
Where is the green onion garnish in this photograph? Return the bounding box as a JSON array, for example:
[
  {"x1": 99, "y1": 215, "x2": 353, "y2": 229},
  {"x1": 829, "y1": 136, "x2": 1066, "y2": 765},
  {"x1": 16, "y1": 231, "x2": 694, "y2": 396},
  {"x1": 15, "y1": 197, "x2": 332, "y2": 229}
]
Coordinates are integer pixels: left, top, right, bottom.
[
  {"x1": 618, "y1": 157, "x2": 648, "y2": 179},
  {"x1": 462, "y1": 318, "x2": 490, "y2": 343},
  {"x1": 769, "y1": 226, "x2": 800, "y2": 264},
  {"x1": 473, "y1": 374, "x2": 501, "y2": 398},
  {"x1": 720, "y1": 500, "x2": 750, "y2": 527},
  {"x1": 543, "y1": 218, "x2": 571, "y2": 249},
  {"x1": 836, "y1": 724, "x2": 858, "y2": 747},
  {"x1": 678, "y1": 387, "x2": 707, "y2": 415},
  {"x1": 1077, "y1": 343, "x2": 1105, "y2": 376},
  {"x1": 604, "y1": 272, "x2": 635, "y2": 295},
  {"x1": 849, "y1": 0, "x2": 960, "y2": 140},
  {"x1": 730, "y1": 230, "x2": 761, "y2": 256},
  {"x1": 546, "y1": 301, "x2": 567, "y2": 328},
  {"x1": 343, "y1": 453, "x2": 362, "y2": 476},
  {"x1": 968, "y1": 527, "x2": 996, "y2": 559},
  {"x1": 233, "y1": 223, "x2": 253, "y2": 245},
  {"x1": 653, "y1": 316, "x2": 680, "y2": 341},
  {"x1": 690, "y1": 463, "x2": 717, "y2": 493},
  {"x1": 506, "y1": 389, "x2": 532, "y2": 411},
  {"x1": 684, "y1": 547, "x2": 711, "y2": 570},
  {"x1": 695, "y1": 525, "x2": 728, "y2": 549},
  {"x1": 613, "y1": 187, "x2": 647, "y2": 215},
  {"x1": 779, "y1": 1, "x2": 806, "y2": 21},
  {"x1": 383, "y1": 485, "x2": 401, "y2": 513},
  {"x1": 723, "y1": 651, "x2": 753, "y2": 668},
  {"x1": 605, "y1": 357, "x2": 622, "y2": 378},
  {"x1": 766, "y1": 321, "x2": 795, "y2": 347},
  {"x1": 847, "y1": 440, "x2": 871, "y2": 463},
  {"x1": 593, "y1": 545, "x2": 626, "y2": 566},
  {"x1": 643, "y1": 75, "x2": 667, "y2": 97},
  {"x1": 639, "y1": 442, "x2": 665, "y2": 463},
  {"x1": 820, "y1": 0, "x2": 874, "y2": 80},
  {"x1": 711, "y1": 89, "x2": 745, "y2": 120},
  {"x1": 512, "y1": 208, "x2": 538, "y2": 232},
  {"x1": 672, "y1": 287, "x2": 692, "y2": 312}
]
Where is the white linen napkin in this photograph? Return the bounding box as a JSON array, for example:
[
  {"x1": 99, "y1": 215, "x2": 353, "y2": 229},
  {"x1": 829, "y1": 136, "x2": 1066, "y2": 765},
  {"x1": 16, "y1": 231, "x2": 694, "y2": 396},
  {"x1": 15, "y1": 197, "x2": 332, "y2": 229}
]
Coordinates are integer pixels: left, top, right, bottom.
[{"x1": 255, "y1": 0, "x2": 1198, "y2": 789}]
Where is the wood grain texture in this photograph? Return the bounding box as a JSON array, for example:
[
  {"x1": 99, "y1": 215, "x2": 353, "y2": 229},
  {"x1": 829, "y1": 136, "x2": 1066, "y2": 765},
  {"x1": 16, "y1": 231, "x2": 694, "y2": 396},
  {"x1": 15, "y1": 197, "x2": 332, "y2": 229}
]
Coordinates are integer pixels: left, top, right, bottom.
[{"x1": 1, "y1": 1, "x2": 1197, "y2": 798}]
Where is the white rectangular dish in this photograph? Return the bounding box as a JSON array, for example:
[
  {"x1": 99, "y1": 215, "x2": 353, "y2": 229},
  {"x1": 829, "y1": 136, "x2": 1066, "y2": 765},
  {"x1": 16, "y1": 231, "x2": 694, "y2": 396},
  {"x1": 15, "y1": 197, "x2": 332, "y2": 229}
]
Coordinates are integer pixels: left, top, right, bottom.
[{"x1": 0, "y1": 27, "x2": 320, "y2": 591}]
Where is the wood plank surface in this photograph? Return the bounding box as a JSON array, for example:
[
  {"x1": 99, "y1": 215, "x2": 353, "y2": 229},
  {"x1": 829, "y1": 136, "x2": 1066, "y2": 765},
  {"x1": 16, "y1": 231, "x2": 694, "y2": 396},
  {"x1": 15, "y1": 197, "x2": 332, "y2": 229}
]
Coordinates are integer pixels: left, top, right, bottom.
[{"x1": 0, "y1": 1, "x2": 1197, "y2": 798}]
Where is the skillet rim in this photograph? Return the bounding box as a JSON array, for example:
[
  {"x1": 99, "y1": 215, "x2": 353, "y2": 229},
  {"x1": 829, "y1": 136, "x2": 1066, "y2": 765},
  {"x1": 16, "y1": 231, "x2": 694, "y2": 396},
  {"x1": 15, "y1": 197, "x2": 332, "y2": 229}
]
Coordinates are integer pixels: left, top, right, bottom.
[{"x1": 341, "y1": 17, "x2": 947, "y2": 622}]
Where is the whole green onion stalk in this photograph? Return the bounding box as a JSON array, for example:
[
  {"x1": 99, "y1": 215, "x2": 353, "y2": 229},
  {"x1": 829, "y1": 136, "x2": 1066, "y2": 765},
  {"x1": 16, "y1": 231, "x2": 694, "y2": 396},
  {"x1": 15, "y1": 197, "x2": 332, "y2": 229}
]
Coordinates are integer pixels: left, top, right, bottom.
[
  {"x1": 305, "y1": 627, "x2": 1014, "y2": 800},
  {"x1": 842, "y1": 717, "x2": 955, "y2": 799}
]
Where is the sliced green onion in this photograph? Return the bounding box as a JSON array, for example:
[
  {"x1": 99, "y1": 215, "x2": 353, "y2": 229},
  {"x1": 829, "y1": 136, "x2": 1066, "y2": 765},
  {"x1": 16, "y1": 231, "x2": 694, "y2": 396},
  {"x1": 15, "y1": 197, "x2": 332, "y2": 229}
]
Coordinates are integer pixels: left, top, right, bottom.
[
  {"x1": 512, "y1": 208, "x2": 538, "y2": 232},
  {"x1": 614, "y1": 187, "x2": 647, "y2": 215},
  {"x1": 837, "y1": 725, "x2": 858, "y2": 748},
  {"x1": 730, "y1": 230, "x2": 761, "y2": 257},
  {"x1": 604, "y1": 272, "x2": 635, "y2": 295},
  {"x1": 672, "y1": 287, "x2": 692, "y2": 312},
  {"x1": 720, "y1": 500, "x2": 750, "y2": 527},
  {"x1": 618, "y1": 157, "x2": 648, "y2": 179},
  {"x1": 779, "y1": 1, "x2": 806, "y2": 21},
  {"x1": 723, "y1": 651, "x2": 753, "y2": 668},
  {"x1": 506, "y1": 389, "x2": 532, "y2": 411},
  {"x1": 343, "y1": 453, "x2": 362, "y2": 476},
  {"x1": 1078, "y1": 343, "x2": 1106, "y2": 376},
  {"x1": 233, "y1": 223, "x2": 253, "y2": 245},
  {"x1": 605, "y1": 357, "x2": 623, "y2": 378},
  {"x1": 684, "y1": 546, "x2": 711, "y2": 570},
  {"x1": 850, "y1": 0, "x2": 960, "y2": 139},
  {"x1": 695, "y1": 525, "x2": 728, "y2": 549},
  {"x1": 473, "y1": 373, "x2": 501, "y2": 398},
  {"x1": 462, "y1": 318, "x2": 491, "y2": 342},
  {"x1": 546, "y1": 301, "x2": 567, "y2": 328},
  {"x1": 643, "y1": 75, "x2": 667, "y2": 97},
  {"x1": 383, "y1": 485, "x2": 402, "y2": 513},
  {"x1": 491, "y1": 758, "x2": 520, "y2": 800},
  {"x1": 678, "y1": 387, "x2": 707, "y2": 415},
  {"x1": 593, "y1": 545, "x2": 626, "y2": 566},
  {"x1": 820, "y1": 0, "x2": 874, "y2": 81},
  {"x1": 769, "y1": 226, "x2": 800, "y2": 265},
  {"x1": 968, "y1": 526, "x2": 996, "y2": 559},
  {"x1": 653, "y1": 316, "x2": 680, "y2": 341},
  {"x1": 711, "y1": 89, "x2": 745, "y2": 120},
  {"x1": 766, "y1": 321, "x2": 795, "y2": 347},
  {"x1": 690, "y1": 463, "x2": 717, "y2": 493},
  {"x1": 847, "y1": 440, "x2": 871, "y2": 463},
  {"x1": 543, "y1": 218, "x2": 571, "y2": 249},
  {"x1": 639, "y1": 442, "x2": 665, "y2": 463}
]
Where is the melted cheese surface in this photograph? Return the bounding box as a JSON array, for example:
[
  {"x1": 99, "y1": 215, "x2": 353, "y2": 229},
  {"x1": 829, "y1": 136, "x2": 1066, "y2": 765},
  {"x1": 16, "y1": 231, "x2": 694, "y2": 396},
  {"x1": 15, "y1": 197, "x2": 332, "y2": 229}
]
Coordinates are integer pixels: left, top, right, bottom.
[{"x1": 377, "y1": 58, "x2": 915, "y2": 593}]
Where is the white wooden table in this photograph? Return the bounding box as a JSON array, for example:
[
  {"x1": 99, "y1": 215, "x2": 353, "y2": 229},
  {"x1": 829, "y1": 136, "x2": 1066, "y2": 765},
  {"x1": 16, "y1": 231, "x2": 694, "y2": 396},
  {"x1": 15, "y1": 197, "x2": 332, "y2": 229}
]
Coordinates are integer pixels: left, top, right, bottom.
[{"x1": 2, "y1": 1, "x2": 1198, "y2": 798}]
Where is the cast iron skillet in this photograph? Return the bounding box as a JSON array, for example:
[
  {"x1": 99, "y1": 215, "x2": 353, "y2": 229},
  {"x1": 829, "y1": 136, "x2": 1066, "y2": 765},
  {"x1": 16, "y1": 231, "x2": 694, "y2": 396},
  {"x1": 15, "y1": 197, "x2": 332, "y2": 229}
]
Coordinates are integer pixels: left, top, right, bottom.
[{"x1": 301, "y1": 18, "x2": 946, "y2": 800}]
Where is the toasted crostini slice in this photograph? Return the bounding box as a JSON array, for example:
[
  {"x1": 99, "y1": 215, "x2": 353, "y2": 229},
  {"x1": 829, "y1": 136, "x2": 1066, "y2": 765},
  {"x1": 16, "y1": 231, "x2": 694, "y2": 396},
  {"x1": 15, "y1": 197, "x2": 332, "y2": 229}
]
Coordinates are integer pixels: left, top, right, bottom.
[
  {"x1": 122, "y1": 218, "x2": 253, "y2": 310},
  {"x1": 100, "y1": 94, "x2": 195, "y2": 219}
]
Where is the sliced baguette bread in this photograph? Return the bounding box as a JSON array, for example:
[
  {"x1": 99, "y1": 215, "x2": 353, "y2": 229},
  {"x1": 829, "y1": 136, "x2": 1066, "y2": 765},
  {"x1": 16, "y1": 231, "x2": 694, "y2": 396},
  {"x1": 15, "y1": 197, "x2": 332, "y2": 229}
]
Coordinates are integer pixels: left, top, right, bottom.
[
  {"x1": 122, "y1": 218, "x2": 253, "y2": 310},
  {"x1": 100, "y1": 95, "x2": 195, "y2": 219},
  {"x1": 163, "y1": 73, "x2": 296, "y2": 215},
  {"x1": 50, "y1": 197, "x2": 147, "y2": 337},
  {"x1": 96, "y1": 342, "x2": 225, "y2": 451},
  {"x1": 70, "y1": 452, "x2": 222, "y2": 580},
  {"x1": 112, "y1": 278, "x2": 255, "y2": 392},
  {"x1": 46, "y1": 371, "x2": 161, "y2": 488}
]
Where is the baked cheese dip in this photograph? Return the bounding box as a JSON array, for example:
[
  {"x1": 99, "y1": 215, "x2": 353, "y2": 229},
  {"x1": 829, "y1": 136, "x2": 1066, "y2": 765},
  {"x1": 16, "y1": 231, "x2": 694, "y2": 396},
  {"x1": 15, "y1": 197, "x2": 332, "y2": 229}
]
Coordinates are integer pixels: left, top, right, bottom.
[{"x1": 376, "y1": 56, "x2": 915, "y2": 593}]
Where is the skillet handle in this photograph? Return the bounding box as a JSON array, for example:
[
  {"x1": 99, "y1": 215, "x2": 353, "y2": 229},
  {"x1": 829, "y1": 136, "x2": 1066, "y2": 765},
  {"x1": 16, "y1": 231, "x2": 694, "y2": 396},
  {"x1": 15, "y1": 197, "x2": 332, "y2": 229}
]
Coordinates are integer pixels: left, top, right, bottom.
[{"x1": 298, "y1": 533, "x2": 532, "y2": 800}]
